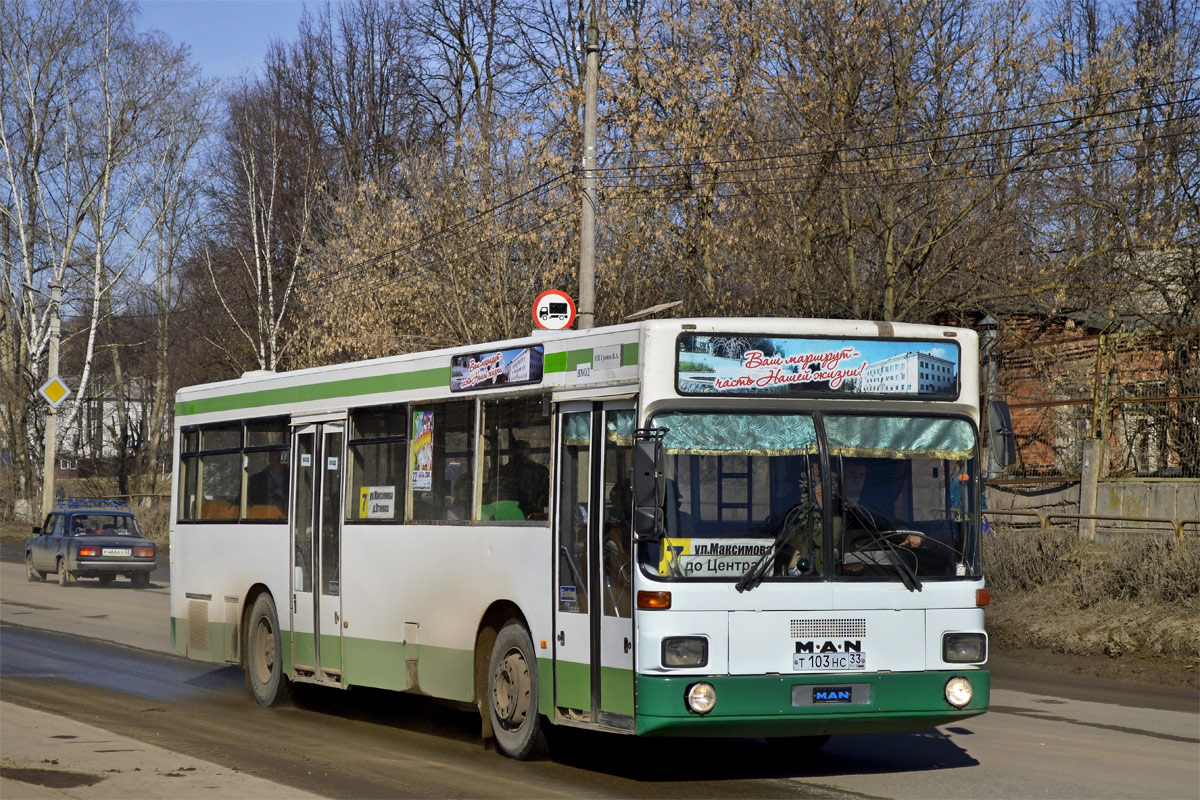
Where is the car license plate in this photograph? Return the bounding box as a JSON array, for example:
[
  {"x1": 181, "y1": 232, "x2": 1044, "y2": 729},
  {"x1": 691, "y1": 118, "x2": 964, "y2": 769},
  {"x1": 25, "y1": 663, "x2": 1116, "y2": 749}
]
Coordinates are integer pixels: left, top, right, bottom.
[
  {"x1": 102, "y1": 547, "x2": 131, "y2": 557},
  {"x1": 793, "y1": 651, "x2": 866, "y2": 671}
]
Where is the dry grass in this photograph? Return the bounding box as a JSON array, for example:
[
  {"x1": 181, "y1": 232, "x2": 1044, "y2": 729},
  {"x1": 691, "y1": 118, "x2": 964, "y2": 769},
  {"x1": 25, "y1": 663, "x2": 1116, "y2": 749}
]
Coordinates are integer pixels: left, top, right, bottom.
[{"x1": 985, "y1": 527, "x2": 1200, "y2": 662}]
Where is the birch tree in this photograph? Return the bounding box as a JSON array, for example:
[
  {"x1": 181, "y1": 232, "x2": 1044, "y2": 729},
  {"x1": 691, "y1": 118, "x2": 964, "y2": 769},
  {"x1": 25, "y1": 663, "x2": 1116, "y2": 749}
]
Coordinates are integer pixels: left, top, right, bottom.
[
  {"x1": 2, "y1": 0, "x2": 203, "y2": 510},
  {"x1": 204, "y1": 79, "x2": 317, "y2": 372}
]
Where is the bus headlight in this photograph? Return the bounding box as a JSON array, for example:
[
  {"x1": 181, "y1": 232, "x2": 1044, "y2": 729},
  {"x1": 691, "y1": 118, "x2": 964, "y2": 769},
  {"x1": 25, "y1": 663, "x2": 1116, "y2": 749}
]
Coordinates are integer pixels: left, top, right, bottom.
[
  {"x1": 942, "y1": 632, "x2": 987, "y2": 663},
  {"x1": 662, "y1": 636, "x2": 708, "y2": 668},
  {"x1": 685, "y1": 682, "x2": 716, "y2": 714},
  {"x1": 944, "y1": 676, "x2": 973, "y2": 708}
]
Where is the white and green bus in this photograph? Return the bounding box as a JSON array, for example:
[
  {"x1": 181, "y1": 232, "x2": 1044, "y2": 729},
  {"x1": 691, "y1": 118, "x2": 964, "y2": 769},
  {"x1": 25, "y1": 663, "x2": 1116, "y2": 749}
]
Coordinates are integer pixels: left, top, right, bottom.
[{"x1": 169, "y1": 317, "x2": 1006, "y2": 758}]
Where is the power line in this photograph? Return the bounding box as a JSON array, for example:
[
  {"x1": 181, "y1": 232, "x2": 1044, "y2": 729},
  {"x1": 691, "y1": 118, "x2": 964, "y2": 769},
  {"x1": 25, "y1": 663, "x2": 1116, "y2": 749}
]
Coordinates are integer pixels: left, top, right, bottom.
[
  {"x1": 611, "y1": 76, "x2": 1200, "y2": 160},
  {"x1": 599, "y1": 98, "x2": 1199, "y2": 180},
  {"x1": 597, "y1": 126, "x2": 1199, "y2": 198}
]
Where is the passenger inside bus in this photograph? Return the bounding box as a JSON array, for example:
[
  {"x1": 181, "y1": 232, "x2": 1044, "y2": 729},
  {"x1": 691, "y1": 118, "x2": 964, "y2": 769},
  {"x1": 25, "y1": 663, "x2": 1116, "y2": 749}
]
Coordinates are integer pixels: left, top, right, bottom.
[{"x1": 499, "y1": 439, "x2": 550, "y2": 519}]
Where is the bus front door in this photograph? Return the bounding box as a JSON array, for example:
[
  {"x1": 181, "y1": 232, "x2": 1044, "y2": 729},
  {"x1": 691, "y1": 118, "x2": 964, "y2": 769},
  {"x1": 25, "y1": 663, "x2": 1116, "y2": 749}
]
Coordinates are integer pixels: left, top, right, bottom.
[
  {"x1": 554, "y1": 402, "x2": 635, "y2": 730},
  {"x1": 290, "y1": 421, "x2": 345, "y2": 684}
]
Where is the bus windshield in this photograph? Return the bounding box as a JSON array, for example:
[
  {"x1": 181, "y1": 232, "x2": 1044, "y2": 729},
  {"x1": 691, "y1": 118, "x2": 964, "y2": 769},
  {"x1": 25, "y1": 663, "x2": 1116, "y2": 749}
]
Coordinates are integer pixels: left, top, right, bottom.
[{"x1": 641, "y1": 412, "x2": 981, "y2": 582}]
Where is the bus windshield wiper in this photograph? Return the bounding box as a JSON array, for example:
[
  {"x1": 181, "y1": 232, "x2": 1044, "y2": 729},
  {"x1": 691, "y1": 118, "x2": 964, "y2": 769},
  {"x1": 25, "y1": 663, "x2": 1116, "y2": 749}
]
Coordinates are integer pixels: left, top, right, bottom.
[
  {"x1": 845, "y1": 503, "x2": 922, "y2": 592},
  {"x1": 735, "y1": 502, "x2": 814, "y2": 593}
]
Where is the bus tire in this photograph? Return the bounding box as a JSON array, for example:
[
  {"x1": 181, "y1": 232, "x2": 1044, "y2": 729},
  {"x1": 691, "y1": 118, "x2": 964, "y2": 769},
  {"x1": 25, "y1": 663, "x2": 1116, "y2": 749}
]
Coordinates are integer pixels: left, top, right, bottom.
[
  {"x1": 246, "y1": 593, "x2": 290, "y2": 706},
  {"x1": 487, "y1": 621, "x2": 544, "y2": 760}
]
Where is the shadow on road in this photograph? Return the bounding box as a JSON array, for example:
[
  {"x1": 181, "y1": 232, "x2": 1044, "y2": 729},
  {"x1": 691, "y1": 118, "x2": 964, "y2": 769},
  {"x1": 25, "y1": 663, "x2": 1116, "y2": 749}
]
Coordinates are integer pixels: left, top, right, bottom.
[{"x1": 285, "y1": 680, "x2": 977, "y2": 779}]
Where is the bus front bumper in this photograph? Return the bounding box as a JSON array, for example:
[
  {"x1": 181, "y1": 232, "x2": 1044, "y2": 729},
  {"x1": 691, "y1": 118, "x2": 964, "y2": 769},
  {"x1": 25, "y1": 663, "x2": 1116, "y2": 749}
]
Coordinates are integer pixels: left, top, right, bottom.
[{"x1": 635, "y1": 669, "x2": 989, "y2": 737}]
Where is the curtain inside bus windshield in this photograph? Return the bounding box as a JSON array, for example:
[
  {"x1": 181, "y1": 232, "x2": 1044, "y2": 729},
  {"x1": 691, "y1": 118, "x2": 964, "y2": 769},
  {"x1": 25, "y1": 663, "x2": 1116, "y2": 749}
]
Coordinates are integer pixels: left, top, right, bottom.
[
  {"x1": 644, "y1": 413, "x2": 822, "y2": 581},
  {"x1": 825, "y1": 416, "x2": 980, "y2": 580},
  {"x1": 823, "y1": 416, "x2": 973, "y2": 460},
  {"x1": 655, "y1": 413, "x2": 817, "y2": 455}
]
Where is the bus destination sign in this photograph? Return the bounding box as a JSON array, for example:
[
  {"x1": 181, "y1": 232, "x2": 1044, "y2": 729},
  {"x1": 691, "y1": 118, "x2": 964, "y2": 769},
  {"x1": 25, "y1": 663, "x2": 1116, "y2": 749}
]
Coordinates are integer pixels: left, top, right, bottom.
[
  {"x1": 450, "y1": 345, "x2": 545, "y2": 392},
  {"x1": 677, "y1": 333, "x2": 960, "y2": 399}
]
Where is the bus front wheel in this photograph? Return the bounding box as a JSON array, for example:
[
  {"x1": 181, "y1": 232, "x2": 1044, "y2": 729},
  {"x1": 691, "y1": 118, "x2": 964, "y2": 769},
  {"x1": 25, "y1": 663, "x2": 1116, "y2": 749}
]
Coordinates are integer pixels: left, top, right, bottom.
[
  {"x1": 487, "y1": 621, "x2": 544, "y2": 759},
  {"x1": 246, "y1": 593, "x2": 290, "y2": 706}
]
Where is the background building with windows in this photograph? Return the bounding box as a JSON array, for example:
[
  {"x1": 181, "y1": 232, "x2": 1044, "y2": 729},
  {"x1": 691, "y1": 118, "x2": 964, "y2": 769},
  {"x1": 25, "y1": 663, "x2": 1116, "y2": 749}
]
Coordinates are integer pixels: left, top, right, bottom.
[{"x1": 859, "y1": 352, "x2": 957, "y2": 394}]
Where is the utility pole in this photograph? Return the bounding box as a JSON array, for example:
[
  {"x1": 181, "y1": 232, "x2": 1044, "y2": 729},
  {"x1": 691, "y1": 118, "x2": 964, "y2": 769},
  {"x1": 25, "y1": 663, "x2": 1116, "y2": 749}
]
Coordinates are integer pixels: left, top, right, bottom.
[
  {"x1": 41, "y1": 280, "x2": 62, "y2": 519},
  {"x1": 578, "y1": 21, "x2": 599, "y2": 330}
]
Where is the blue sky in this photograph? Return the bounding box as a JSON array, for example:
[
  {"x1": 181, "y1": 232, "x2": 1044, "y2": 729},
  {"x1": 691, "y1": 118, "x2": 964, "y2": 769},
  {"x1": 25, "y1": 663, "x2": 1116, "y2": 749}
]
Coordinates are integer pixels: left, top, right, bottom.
[{"x1": 138, "y1": 0, "x2": 310, "y2": 81}]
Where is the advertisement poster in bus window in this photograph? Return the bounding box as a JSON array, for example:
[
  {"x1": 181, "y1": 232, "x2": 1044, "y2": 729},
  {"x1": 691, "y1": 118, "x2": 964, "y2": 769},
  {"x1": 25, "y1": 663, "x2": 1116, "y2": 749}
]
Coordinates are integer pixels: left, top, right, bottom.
[
  {"x1": 677, "y1": 334, "x2": 959, "y2": 398},
  {"x1": 411, "y1": 411, "x2": 434, "y2": 492},
  {"x1": 450, "y1": 345, "x2": 544, "y2": 392}
]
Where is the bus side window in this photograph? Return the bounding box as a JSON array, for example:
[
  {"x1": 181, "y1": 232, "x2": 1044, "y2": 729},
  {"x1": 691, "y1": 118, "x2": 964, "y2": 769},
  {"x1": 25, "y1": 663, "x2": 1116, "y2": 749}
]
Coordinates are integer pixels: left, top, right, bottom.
[
  {"x1": 347, "y1": 406, "x2": 405, "y2": 523},
  {"x1": 410, "y1": 400, "x2": 475, "y2": 523},
  {"x1": 481, "y1": 396, "x2": 551, "y2": 523}
]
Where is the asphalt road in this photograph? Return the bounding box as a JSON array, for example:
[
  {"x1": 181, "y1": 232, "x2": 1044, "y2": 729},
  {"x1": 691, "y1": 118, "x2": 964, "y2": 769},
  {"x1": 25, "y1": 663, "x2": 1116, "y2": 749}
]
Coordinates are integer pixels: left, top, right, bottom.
[{"x1": 2, "y1": 559, "x2": 1197, "y2": 799}]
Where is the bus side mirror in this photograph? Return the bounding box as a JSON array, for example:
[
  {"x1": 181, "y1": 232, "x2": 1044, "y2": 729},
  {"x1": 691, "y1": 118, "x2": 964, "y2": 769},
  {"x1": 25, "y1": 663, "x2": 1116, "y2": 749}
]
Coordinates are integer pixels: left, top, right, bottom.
[
  {"x1": 632, "y1": 428, "x2": 667, "y2": 539},
  {"x1": 988, "y1": 400, "x2": 1016, "y2": 468}
]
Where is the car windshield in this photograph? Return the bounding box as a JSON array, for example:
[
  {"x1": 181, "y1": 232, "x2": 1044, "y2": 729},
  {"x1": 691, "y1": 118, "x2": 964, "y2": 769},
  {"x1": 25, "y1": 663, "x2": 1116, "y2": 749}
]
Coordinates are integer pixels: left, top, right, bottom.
[
  {"x1": 71, "y1": 515, "x2": 141, "y2": 536},
  {"x1": 638, "y1": 412, "x2": 981, "y2": 583}
]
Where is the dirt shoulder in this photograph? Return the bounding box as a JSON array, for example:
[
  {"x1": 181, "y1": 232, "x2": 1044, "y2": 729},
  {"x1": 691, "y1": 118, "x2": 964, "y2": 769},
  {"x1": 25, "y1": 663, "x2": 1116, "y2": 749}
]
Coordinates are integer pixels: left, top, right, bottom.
[{"x1": 988, "y1": 642, "x2": 1197, "y2": 695}]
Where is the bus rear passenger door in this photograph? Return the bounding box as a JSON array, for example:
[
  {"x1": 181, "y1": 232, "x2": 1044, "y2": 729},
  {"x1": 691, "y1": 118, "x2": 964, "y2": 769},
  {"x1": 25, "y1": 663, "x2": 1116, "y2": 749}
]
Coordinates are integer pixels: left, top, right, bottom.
[
  {"x1": 317, "y1": 423, "x2": 345, "y2": 680},
  {"x1": 291, "y1": 426, "x2": 318, "y2": 674},
  {"x1": 554, "y1": 405, "x2": 593, "y2": 715},
  {"x1": 290, "y1": 421, "x2": 345, "y2": 684}
]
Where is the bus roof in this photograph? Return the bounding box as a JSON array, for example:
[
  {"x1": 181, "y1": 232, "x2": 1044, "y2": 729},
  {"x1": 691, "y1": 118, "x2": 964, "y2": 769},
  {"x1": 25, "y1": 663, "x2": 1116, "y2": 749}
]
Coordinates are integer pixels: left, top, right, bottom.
[{"x1": 175, "y1": 317, "x2": 975, "y2": 422}]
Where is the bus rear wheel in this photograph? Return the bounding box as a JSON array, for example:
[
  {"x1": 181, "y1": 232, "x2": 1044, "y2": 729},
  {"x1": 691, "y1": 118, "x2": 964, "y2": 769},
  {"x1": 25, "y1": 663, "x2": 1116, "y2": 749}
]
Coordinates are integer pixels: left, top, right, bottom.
[
  {"x1": 487, "y1": 621, "x2": 544, "y2": 759},
  {"x1": 246, "y1": 593, "x2": 290, "y2": 706}
]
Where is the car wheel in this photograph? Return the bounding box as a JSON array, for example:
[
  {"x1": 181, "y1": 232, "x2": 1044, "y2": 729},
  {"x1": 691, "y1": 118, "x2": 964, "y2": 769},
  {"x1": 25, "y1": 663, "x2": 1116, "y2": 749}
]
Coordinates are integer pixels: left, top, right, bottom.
[
  {"x1": 26, "y1": 553, "x2": 43, "y2": 582},
  {"x1": 98, "y1": 574, "x2": 114, "y2": 586},
  {"x1": 246, "y1": 593, "x2": 290, "y2": 706},
  {"x1": 487, "y1": 620, "x2": 545, "y2": 760},
  {"x1": 130, "y1": 571, "x2": 149, "y2": 588},
  {"x1": 57, "y1": 558, "x2": 73, "y2": 587}
]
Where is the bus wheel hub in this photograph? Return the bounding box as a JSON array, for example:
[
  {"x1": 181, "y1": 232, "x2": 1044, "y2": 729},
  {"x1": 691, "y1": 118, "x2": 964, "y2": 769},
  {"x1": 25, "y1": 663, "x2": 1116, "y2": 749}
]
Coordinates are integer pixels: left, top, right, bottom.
[{"x1": 492, "y1": 650, "x2": 530, "y2": 726}]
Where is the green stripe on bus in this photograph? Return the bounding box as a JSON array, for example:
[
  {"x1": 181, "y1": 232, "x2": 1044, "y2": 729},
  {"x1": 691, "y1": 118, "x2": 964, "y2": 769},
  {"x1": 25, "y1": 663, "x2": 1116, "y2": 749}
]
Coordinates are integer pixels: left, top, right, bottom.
[
  {"x1": 537, "y1": 657, "x2": 554, "y2": 717},
  {"x1": 600, "y1": 665, "x2": 635, "y2": 716},
  {"x1": 544, "y1": 348, "x2": 594, "y2": 374},
  {"x1": 621, "y1": 342, "x2": 638, "y2": 366},
  {"x1": 565, "y1": 349, "x2": 592, "y2": 370},
  {"x1": 554, "y1": 659, "x2": 591, "y2": 710},
  {"x1": 634, "y1": 670, "x2": 989, "y2": 737},
  {"x1": 177, "y1": 367, "x2": 450, "y2": 416}
]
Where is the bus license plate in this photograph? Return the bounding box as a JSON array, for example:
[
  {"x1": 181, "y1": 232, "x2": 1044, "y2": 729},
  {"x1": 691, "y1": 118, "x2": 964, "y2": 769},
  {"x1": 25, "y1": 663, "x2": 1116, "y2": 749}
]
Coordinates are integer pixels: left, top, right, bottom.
[
  {"x1": 793, "y1": 652, "x2": 866, "y2": 671},
  {"x1": 102, "y1": 548, "x2": 131, "y2": 557}
]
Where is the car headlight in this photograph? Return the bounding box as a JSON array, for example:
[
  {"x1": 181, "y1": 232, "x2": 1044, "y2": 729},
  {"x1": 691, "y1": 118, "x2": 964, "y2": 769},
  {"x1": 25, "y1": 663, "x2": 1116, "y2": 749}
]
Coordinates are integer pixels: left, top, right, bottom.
[
  {"x1": 662, "y1": 636, "x2": 708, "y2": 668},
  {"x1": 686, "y1": 682, "x2": 716, "y2": 714},
  {"x1": 942, "y1": 632, "x2": 987, "y2": 663},
  {"x1": 944, "y1": 676, "x2": 973, "y2": 708}
]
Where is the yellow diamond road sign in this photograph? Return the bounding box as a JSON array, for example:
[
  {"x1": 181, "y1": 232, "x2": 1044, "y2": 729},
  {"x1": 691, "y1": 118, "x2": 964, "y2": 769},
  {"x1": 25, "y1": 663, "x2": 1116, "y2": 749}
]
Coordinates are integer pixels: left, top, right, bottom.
[{"x1": 39, "y1": 376, "x2": 71, "y2": 408}]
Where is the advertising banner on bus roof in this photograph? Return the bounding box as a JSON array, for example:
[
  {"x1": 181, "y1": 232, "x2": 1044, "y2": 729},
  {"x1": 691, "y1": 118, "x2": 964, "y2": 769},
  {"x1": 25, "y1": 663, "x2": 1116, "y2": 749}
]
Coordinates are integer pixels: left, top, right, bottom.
[
  {"x1": 676, "y1": 333, "x2": 959, "y2": 398},
  {"x1": 450, "y1": 345, "x2": 545, "y2": 392}
]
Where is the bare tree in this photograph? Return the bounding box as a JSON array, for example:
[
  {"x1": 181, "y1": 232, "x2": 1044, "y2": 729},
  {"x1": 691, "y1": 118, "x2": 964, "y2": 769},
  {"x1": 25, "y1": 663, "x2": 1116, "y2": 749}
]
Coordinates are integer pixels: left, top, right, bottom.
[
  {"x1": 204, "y1": 79, "x2": 317, "y2": 372},
  {"x1": 2, "y1": 0, "x2": 206, "y2": 512}
]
